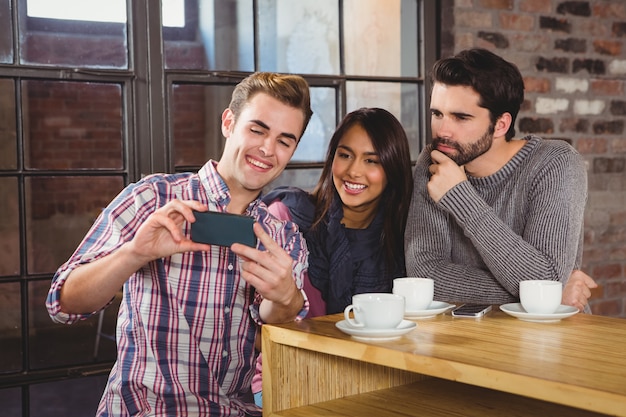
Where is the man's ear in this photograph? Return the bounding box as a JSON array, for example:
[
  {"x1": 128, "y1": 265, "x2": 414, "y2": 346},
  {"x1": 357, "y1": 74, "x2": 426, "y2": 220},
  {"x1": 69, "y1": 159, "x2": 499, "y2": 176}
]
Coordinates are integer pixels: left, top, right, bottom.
[
  {"x1": 494, "y1": 112, "x2": 512, "y2": 138},
  {"x1": 221, "y1": 108, "x2": 234, "y2": 138}
]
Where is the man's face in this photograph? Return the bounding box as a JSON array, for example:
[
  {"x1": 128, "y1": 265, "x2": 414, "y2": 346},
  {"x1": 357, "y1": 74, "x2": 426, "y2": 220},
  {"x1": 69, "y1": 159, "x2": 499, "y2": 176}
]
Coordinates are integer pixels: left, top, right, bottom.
[
  {"x1": 429, "y1": 83, "x2": 495, "y2": 166},
  {"x1": 218, "y1": 93, "x2": 305, "y2": 195}
]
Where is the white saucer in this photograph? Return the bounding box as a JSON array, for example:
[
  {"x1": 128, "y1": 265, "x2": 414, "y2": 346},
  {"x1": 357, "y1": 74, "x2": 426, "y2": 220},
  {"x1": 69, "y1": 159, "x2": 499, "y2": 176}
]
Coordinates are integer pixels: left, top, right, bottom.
[
  {"x1": 405, "y1": 301, "x2": 455, "y2": 319},
  {"x1": 500, "y1": 303, "x2": 579, "y2": 323},
  {"x1": 335, "y1": 319, "x2": 417, "y2": 341}
]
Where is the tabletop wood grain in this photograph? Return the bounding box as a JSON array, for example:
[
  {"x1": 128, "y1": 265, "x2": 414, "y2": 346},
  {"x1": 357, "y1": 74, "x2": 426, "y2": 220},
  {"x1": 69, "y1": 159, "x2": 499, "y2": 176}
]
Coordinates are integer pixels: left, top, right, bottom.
[{"x1": 262, "y1": 307, "x2": 626, "y2": 416}]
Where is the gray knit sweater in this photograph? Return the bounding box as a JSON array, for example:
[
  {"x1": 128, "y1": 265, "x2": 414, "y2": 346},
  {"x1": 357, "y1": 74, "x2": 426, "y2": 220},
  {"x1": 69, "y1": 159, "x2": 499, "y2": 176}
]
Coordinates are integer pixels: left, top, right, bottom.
[{"x1": 404, "y1": 135, "x2": 587, "y2": 304}]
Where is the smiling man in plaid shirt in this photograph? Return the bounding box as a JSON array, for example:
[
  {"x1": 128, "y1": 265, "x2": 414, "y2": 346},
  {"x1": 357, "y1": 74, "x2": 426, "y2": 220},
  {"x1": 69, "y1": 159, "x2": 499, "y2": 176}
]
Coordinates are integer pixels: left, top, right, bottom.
[{"x1": 46, "y1": 72, "x2": 313, "y2": 416}]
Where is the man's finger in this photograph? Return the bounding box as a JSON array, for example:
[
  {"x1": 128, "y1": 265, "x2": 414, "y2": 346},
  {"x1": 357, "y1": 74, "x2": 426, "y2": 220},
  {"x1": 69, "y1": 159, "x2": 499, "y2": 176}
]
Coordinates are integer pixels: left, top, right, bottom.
[
  {"x1": 584, "y1": 274, "x2": 599, "y2": 288},
  {"x1": 230, "y1": 224, "x2": 273, "y2": 264},
  {"x1": 430, "y1": 149, "x2": 448, "y2": 163},
  {"x1": 252, "y1": 222, "x2": 281, "y2": 255}
]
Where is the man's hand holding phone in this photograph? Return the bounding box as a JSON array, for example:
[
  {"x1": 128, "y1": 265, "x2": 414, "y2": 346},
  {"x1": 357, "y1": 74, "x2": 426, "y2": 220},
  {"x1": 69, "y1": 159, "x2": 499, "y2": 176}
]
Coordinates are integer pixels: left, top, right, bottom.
[
  {"x1": 128, "y1": 200, "x2": 213, "y2": 262},
  {"x1": 231, "y1": 223, "x2": 304, "y2": 324}
]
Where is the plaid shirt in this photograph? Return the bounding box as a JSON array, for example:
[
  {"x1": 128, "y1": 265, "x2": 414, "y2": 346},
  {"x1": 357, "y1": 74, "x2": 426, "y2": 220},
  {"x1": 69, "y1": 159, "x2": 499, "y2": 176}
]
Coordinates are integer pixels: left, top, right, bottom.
[{"x1": 46, "y1": 161, "x2": 309, "y2": 416}]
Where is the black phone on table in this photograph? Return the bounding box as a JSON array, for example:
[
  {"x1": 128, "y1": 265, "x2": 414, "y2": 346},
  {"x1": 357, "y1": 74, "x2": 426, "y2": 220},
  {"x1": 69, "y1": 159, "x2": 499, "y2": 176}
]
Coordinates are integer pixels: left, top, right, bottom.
[
  {"x1": 451, "y1": 304, "x2": 492, "y2": 318},
  {"x1": 190, "y1": 210, "x2": 256, "y2": 248}
]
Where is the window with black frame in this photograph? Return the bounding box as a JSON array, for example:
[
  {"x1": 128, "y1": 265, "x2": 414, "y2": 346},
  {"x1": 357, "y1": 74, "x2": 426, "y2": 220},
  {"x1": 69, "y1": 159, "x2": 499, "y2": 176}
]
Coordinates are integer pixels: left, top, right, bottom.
[
  {"x1": 168, "y1": 0, "x2": 427, "y2": 192},
  {"x1": 0, "y1": 1, "x2": 436, "y2": 416}
]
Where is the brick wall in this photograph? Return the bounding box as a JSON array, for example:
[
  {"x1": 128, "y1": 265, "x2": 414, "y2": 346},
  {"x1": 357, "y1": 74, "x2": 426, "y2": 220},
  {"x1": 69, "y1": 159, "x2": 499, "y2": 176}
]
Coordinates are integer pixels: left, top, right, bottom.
[{"x1": 441, "y1": 0, "x2": 626, "y2": 317}]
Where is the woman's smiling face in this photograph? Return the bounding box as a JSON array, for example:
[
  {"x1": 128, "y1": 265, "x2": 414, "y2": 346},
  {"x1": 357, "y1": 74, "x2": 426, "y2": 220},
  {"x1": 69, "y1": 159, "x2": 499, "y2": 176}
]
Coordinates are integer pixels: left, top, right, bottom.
[{"x1": 331, "y1": 124, "x2": 388, "y2": 214}]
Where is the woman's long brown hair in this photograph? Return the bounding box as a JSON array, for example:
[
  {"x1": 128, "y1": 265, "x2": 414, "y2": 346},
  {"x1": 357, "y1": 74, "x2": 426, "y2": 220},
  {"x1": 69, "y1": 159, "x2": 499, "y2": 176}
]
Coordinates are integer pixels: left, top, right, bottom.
[{"x1": 311, "y1": 107, "x2": 413, "y2": 273}]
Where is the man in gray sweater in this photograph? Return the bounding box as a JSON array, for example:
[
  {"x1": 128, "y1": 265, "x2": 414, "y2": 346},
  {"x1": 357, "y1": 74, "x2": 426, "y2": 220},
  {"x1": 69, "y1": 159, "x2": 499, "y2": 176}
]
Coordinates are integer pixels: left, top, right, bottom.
[{"x1": 405, "y1": 48, "x2": 595, "y2": 309}]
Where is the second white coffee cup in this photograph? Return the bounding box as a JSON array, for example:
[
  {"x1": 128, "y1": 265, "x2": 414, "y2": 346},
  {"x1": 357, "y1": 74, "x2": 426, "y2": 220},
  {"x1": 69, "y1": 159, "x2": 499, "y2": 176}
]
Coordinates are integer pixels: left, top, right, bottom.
[
  {"x1": 393, "y1": 277, "x2": 434, "y2": 312},
  {"x1": 344, "y1": 293, "x2": 405, "y2": 329},
  {"x1": 519, "y1": 280, "x2": 562, "y2": 314}
]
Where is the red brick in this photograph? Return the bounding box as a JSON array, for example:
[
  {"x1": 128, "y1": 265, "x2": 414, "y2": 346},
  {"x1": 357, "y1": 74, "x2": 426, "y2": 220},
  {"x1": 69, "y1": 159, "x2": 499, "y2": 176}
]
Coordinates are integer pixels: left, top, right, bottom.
[
  {"x1": 520, "y1": 0, "x2": 551, "y2": 13},
  {"x1": 604, "y1": 279, "x2": 626, "y2": 296},
  {"x1": 609, "y1": 247, "x2": 626, "y2": 263},
  {"x1": 479, "y1": 0, "x2": 513, "y2": 9},
  {"x1": 539, "y1": 16, "x2": 572, "y2": 33},
  {"x1": 577, "y1": 20, "x2": 611, "y2": 37},
  {"x1": 593, "y1": 40, "x2": 622, "y2": 56},
  {"x1": 591, "y1": 79, "x2": 624, "y2": 96},
  {"x1": 556, "y1": 1, "x2": 591, "y2": 17},
  {"x1": 611, "y1": 138, "x2": 626, "y2": 154},
  {"x1": 520, "y1": 99, "x2": 532, "y2": 112},
  {"x1": 455, "y1": 11, "x2": 493, "y2": 28},
  {"x1": 593, "y1": 120, "x2": 625, "y2": 135},
  {"x1": 589, "y1": 299, "x2": 623, "y2": 316},
  {"x1": 611, "y1": 211, "x2": 626, "y2": 224},
  {"x1": 614, "y1": 22, "x2": 626, "y2": 37},
  {"x1": 592, "y1": 263, "x2": 623, "y2": 279},
  {"x1": 592, "y1": 3, "x2": 626, "y2": 19},
  {"x1": 518, "y1": 117, "x2": 554, "y2": 133},
  {"x1": 499, "y1": 13, "x2": 535, "y2": 31},
  {"x1": 523, "y1": 76, "x2": 551, "y2": 93},
  {"x1": 577, "y1": 137, "x2": 608, "y2": 154},
  {"x1": 561, "y1": 118, "x2": 590, "y2": 133},
  {"x1": 510, "y1": 33, "x2": 551, "y2": 52},
  {"x1": 454, "y1": 32, "x2": 476, "y2": 50}
]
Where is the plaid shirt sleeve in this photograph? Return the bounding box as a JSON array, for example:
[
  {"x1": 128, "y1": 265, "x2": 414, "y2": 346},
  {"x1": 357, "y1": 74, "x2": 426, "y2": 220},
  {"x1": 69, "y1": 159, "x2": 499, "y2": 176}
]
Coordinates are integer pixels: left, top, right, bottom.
[{"x1": 46, "y1": 180, "x2": 157, "y2": 324}]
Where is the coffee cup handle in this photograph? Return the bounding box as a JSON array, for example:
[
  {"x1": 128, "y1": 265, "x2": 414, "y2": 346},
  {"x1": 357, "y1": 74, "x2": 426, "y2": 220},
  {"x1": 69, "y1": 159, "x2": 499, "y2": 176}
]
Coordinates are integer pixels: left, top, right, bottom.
[{"x1": 344, "y1": 305, "x2": 364, "y2": 327}]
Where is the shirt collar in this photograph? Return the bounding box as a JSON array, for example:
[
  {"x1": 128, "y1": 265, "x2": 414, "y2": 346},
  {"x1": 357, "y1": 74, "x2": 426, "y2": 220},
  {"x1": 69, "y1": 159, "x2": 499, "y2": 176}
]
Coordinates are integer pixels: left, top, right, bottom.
[{"x1": 198, "y1": 160, "x2": 260, "y2": 214}]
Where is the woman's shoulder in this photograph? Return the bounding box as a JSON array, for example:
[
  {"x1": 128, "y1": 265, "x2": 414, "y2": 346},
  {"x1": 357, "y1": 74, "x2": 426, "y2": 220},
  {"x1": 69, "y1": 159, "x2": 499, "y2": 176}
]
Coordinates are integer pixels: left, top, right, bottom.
[{"x1": 263, "y1": 186, "x2": 316, "y2": 230}]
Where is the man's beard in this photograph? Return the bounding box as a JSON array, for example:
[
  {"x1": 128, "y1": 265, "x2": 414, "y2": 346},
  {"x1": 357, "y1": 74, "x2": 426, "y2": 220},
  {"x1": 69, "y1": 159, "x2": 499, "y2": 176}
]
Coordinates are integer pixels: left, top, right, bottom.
[{"x1": 431, "y1": 125, "x2": 495, "y2": 166}]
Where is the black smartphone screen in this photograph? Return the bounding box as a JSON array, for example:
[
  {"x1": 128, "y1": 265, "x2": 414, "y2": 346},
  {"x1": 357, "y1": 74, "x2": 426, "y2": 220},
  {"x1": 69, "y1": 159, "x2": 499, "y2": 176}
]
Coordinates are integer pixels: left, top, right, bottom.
[{"x1": 190, "y1": 210, "x2": 256, "y2": 247}]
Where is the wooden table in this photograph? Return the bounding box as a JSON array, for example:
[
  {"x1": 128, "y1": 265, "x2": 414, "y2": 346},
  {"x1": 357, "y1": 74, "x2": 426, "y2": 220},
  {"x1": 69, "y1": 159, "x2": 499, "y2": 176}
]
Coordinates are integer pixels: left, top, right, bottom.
[{"x1": 261, "y1": 307, "x2": 626, "y2": 416}]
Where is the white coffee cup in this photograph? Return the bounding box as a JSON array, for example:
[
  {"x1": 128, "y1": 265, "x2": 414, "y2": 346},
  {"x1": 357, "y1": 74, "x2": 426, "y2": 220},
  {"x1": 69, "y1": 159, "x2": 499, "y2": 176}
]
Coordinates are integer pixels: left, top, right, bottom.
[
  {"x1": 519, "y1": 280, "x2": 562, "y2": 314},
  {"x1": 343, "y1": 293, "x2": 405, "y2": 329},
  {"x1": 392, "y1": 277, "x2": 434, "y2": 312}
]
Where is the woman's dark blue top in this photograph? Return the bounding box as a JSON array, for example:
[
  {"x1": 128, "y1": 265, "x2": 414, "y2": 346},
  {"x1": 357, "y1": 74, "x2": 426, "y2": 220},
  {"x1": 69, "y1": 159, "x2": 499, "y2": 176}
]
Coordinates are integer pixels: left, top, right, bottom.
[{"x1": 262, "y1": 186, "x2": 405, "y2": 314}]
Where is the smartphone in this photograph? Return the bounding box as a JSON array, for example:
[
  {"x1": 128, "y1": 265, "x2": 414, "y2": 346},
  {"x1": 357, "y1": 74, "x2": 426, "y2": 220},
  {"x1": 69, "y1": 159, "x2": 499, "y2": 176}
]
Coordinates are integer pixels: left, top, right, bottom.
[
  {"x1": 451, "y1": 304, "x2": 492, "y2": 318},
  {"x1": 190, "y1": 210, "x2": 256, "y2": 248}
]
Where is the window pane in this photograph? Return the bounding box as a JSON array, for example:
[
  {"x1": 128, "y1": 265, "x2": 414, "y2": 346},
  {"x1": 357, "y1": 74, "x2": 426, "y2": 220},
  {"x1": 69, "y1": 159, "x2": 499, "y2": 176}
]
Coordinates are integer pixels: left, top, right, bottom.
[
  {"x1": 267, "y1": 167, "x2": 323, "y2": 193},
  {"x1": 347, "y1": 81, "x2": 422, "y2": 160},
  {"x1": 162, "y1": 0, "x2": 185, "y2": 27},
  {"x1": 0, "y1": 178, "x2": 20, "y2": 277},
  {"x1": 0, "y1": 0, "x2": 13, "y2": 63},
  {"x1": 27, "y1": 0, "x2": 126, "y2": 23},
  {"x1": 257, "y1": 0, "x2": 339, "y2": 75},
  {"x1": 0, "y1": 79, "x2": 17, "y2": 169},
  {"x1": 0, "y1": 387, "x2": 21, "y2": 417},
  {"x1": 22, "y1": 80, "x2": 124, "y2": 170},
  {"x1": 30, "y1": 374, "x2": 109, "y2": 416},
  {"x1": 20, "y1": 0, "x2": 128, "y2": 69},
  {"x1": 291, "y1": 87, "x2": 336, "y2": 163},
  {"x1": 172, "y1": 83, "x2": 233, "y2": 169},
  {"x1": 29, "y1": 279, "x2": 119, "y2": 368},
  {"x1": 164, "y1": 0, "x2": 254, "y2": 71},
  {"x1": 0, "y1": 282, "x2": 22, "y2": 373},
  {"x1": 343, "y1": 0, "x2": 418, "y2": 77},
  {"x1": 25, "y1": 176, "x2": 125, "y2": 274}
]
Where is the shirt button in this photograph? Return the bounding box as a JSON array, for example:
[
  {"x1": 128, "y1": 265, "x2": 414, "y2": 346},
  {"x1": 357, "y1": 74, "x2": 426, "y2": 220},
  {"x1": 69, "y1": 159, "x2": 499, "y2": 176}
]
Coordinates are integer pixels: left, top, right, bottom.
[
  {"x1": 228, "y1": 263, "x2": 234, "y2": 271},
  {"x1": 222, "y1": 350, "x2": 228, "y2": 357},
  {"x1": 224, "y1": 307, "x2": 230, "y2": 314}
]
